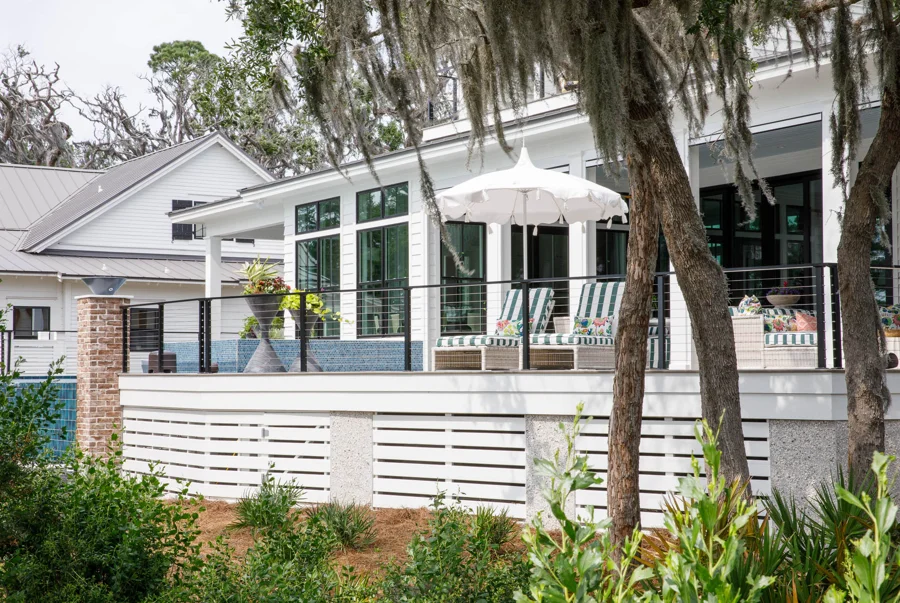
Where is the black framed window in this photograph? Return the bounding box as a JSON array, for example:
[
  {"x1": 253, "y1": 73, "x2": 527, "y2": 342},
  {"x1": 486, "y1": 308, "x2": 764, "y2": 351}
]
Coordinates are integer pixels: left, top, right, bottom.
[
  {"x1": 172, "y1": 200, "x2": 208, "y2": 240},
  {"x1": 357, "y1": 223, "x2": 408, "y2": 336},
  {"x1": 12, "y1": 306, "x2": 50, "y2": 340},
  {"x1": 296, "y1": 235, "x2": 341, "y2": 338},
  {"x1": 356, "y1": 183, "x2": 408, "y2": 222},
  {"x1": 129, "y1": 308, "x2": 160, "y2": 352},
  {"x1": 296, "y1": 197, "x2": 341, "y2": 234},
  {"x1": 441, "y1": 222, "x2": 486, "y2": 335}
]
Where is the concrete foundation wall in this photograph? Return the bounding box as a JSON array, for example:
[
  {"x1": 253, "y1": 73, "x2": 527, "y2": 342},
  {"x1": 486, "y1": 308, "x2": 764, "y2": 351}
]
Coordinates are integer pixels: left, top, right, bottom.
[{"x1": 329, "y1": 411, "x2": 374, "y2": 505}]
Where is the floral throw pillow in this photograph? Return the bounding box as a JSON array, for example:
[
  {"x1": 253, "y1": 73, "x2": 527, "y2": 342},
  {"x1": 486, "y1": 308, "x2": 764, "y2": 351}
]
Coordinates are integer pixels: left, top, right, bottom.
[
  {"x1": 572, "y1": 316, "x2": 613, "y2": 337},
  {"x1": 795, "y1": 313, "x2": 817, "y2": 332},
  {"x1": 763, "y1": 310, "x2": 814, "y2": 333},
  {"x1": 737, "y1": 295, "x2": 762, "y2": 315},
  {"x1": 494, "y1": 318, "x2": 534, "y2": 337},
  {"x1": 881, "y1": 305, "x2": 900, "y2": 331}
]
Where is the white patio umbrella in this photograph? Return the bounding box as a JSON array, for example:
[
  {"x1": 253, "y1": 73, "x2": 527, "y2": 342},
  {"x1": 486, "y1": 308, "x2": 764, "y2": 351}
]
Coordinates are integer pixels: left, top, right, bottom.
[{"x1": 437, "y1": 147, "x2": 628, "y2": 278}]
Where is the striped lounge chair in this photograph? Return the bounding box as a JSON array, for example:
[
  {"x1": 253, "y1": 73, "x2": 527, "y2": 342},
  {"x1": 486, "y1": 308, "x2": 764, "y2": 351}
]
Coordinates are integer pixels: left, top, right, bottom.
[
  {"x1": 432, "y1": 287, "x2": 555, "y2": 370},
  {"x1": 647, "y1": 324, "x2": 670, "y2": 369},
  {"x1": 529, "y1": 281, "x2": 624, "y2": 370},
  {"x1": 730, "y1": 307, "x2": 817, "y2": 368}
]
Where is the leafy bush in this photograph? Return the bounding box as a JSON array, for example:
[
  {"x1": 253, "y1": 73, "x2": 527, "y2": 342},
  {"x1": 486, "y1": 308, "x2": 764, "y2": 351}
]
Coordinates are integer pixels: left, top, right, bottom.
[
  {"x1": 381, "y1": 492, "x2": 530, "y2": 603},
  {"x1": 0, "y1": 439, "x2": 201, "y2": 603},
  {"x1": 308, "y1": 501, "x2": 377, "y2": 550},
  {"x1": 231, "y1": 470, "x2": 304, "y2": 533}
]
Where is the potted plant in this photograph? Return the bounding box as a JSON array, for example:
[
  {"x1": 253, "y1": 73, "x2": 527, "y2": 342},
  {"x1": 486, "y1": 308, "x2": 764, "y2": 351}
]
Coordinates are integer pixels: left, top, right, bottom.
[
  {"x1": 280, "y1": 292, "x2": 347, "y2": 372},
  {"x1": 239, "y1": 258, "x2": 289, "y2": 373},
  {"x1": 766, "y1": 281, "x2": 801, "y2": 307}
]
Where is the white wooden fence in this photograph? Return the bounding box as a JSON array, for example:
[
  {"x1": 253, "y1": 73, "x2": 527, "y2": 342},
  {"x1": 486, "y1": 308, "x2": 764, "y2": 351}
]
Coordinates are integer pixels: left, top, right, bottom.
[{"x1": 123, "y1": 407, "x2": 331, "y2": 502}]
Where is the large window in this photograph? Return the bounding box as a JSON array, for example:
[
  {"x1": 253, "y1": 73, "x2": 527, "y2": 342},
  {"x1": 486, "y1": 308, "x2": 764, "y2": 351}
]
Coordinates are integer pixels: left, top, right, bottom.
[
  {"x1": 130, "y1": 308, "x2": 160, "y2": 352},
  {"x1": 296, "y1": 235, "x2": 341, "y2": 337},
  {"x1": 441, "y1": 222, "x2": 486, "y2": 335},
  {"x1": 357, "y1": 223, "x2": 408, "y2": 336},
  {"x1": 296, "y1": 197, "x2": 340, "y2": 234},
  {"x1": 13, "y1": 306, "x2": 50, "y2": 340},
  {"x1": 172, "y1": 200, "x2": 207, "y2": 240},
  {"x1": 357, "y1": 183, "x2": 408, "y2": 223},
  {"x1": 700, "y1": 171, "x2": 823, "y2": 303}
]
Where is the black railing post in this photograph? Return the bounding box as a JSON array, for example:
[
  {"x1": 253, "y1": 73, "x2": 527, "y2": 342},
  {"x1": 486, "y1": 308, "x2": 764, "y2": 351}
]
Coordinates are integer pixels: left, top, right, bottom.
[
  {"x1": 157, "y1": 303, "x2": 165, "y2": 371},
  {"x1": 122, "y1": 306, "x2": 129, "y2": 373},
  {"x1": 5, "y1": 331, "x2": 10, "y2": 375},
  {"x1": 204, "y1": 299, "x2": 212, "y2": 373},
  {"x1": 298, "y1": 293, "x2": 308, "y2": 373},
  {"x1": 521, "y1": 280, "x2": 531, "y2": 370},
  {"x1": 657, "y1": 274, "x2": 667, "y2": 370},
  {"x1": 404, "y1": 286, "x2": 412, "y2": 371},
  {"x1": 830, "y1": 264, "x2": 843, "y2": 369},
  {"x1": 815, "y1": 265, "x2": 827, "y2": 368},
  {"x1": 198, "y1": 300, "x2": 206, "y2": 373}
]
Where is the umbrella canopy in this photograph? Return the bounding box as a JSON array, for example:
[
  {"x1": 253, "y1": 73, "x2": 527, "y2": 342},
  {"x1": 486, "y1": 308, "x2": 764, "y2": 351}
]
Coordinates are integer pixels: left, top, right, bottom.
[{"x1": 436, "y1": 147, "x2": 629, "y2": 227}]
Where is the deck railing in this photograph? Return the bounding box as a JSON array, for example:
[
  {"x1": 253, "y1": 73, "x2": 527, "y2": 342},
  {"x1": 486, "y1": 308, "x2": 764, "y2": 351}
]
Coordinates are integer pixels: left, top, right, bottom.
[{"x1": 118, "y1": 263, "x2": 861, "y2": 374}]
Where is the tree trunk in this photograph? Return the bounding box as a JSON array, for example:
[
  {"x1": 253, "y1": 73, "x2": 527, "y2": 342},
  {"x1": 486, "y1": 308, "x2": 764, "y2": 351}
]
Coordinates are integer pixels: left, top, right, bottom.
[
  {"x1": 840, "y1": 87, "x2": 900, "y2": 479},
  {"x1": 608, "y1": 151, "x2": 659, "y2": 546},
  {"x1": 626, "y1": 42, "x2": 751, "y2": 488}
]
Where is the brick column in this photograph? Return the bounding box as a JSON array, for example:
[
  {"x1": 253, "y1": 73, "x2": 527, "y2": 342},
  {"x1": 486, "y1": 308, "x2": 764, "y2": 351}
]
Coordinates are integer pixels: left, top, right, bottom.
[{"x1": 76, "y1": 295, "x2": 130, "y2": 455}]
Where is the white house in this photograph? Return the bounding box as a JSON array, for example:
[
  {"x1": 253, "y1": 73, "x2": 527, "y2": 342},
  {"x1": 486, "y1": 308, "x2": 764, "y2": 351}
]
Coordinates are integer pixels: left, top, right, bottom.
[
  {"x1": 0, "y1": 131, "x2": 282, "y2": 374},
  {"x1": 170, "y1": 49, "x2": 892, "y2": 371}
]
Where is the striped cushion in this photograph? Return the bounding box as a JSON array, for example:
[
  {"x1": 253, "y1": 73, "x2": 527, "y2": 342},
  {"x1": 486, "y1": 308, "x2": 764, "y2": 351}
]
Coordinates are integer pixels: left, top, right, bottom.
[
  {"x1": 728, "y1": 307, "x2": 740, "y2": 316},
  {"x1": 648, "y1": 337, "x2": 671, "y2": 368},
  {"x1": 764, "y1": 308, "x2": 816, "y2": 317},
  {"x1": 495, "y1": 288, "x2": 555, "y2": 335},
  {"x1": 764, "y1": 332, "x2": 817, "y2": 346},
  {"x1": 575, "y1": 282, "x2": 624, "y2": 321},
  {"x1": 435, "y1": 335, "x2": 520, "y2": 348},
  {"x1": 530, "y1": 334, "x2": 614, "y2": 346}
]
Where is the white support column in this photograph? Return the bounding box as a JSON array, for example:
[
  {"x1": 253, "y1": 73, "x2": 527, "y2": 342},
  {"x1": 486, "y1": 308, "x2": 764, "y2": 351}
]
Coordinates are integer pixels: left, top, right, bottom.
[
  {"x1": 821, "y1": 110, "x2": 842, "y2": 367},
  {"x1": 205, "y1": 236, "x2": 223, "y2": 340},
  {"x1": 568, "y1": 153, "x2": 595, "y2": 325},
  {"x1": 668, "y1": 132, "x2": 698, "y2": 369},
  {"x1": 487, "y1": 223, "x2": 512, "y2": 327}
]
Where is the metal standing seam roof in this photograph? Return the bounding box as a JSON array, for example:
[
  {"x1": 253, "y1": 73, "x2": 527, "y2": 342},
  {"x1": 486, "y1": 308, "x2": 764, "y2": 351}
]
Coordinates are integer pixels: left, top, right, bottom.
[
  {"x1": 0, "y1": 164, "x2": 103, "y2": 230},
  {"x1": 0, "y1": 230, "x2": 249, "y2": 282},
  {"x1": 20, "y1": 132, "x2": 219, "y2": 251}
]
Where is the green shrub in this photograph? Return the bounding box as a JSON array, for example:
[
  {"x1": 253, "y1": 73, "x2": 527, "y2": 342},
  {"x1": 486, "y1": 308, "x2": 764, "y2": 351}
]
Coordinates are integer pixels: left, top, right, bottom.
[
  {"x1": 0, "y1": 439, "x2": 201, "y2": 603},
  {"x1": 232, "y1": 470, "x2": 304, "y2": 533},
  {"x1": 380, "y1": 492, "x2": 530, "y2": 603},
  {"x1": 308, "y1": 501, "x2": 377, "y2": 550}
]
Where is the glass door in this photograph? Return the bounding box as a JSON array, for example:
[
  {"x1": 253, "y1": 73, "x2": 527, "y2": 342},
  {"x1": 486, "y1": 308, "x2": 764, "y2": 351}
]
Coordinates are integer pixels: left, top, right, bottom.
[{"x1": 512, "y1": 225, "x2": 570, "y2": 319}]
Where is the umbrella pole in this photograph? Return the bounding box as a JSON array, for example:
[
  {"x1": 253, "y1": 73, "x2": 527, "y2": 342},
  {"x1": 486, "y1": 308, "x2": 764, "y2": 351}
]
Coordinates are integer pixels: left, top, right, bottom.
[{"x1": 522, "y1": 190, "x2": 528, "y2": 280}]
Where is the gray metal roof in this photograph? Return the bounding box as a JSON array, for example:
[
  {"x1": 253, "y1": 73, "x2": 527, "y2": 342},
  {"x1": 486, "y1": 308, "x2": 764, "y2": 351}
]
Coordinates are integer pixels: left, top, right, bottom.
[
  {"x1": 0, "y1": 165, "x2": 102, "y2": 230},
  {"x1": 20, "y1": 132, "x2": 218, "y2": 251},
  {"x1": 0, "y1": 230, "x2": 249, "y2": 282}
]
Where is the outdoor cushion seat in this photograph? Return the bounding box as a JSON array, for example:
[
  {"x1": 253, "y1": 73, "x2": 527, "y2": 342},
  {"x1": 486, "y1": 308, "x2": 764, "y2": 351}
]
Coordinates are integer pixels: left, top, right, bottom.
[
  {"x1": 530, "y1": 333, "x2": 613, "y2": 346},
  {"x1": 435, "y1": 335, "x2": 520, "y2": 348},
  {"x1": 765, "y1": 332, "x2": 817, "y2": 346}
]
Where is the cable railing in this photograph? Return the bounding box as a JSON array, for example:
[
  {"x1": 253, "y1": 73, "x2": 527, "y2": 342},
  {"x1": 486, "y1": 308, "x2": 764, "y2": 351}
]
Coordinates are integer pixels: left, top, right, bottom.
[
  {"x1": 0, "y1": 330, "x2": 77, "y2": 376},
  {"x1": 118, "y1": 263, "x2": 865, "y2": 374}
]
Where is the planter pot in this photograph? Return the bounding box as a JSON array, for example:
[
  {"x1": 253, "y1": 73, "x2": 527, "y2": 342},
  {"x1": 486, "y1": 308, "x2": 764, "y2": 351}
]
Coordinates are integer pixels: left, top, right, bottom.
[
  {"x1": 243, "y1": 295, "x2": 286, "y2": 373},
  {"x1": 767, "y1": 294, "x2": 800, "y2": 307},
  {"x1": 288, "y1": 308, "x2": 323, "y2": 372}
]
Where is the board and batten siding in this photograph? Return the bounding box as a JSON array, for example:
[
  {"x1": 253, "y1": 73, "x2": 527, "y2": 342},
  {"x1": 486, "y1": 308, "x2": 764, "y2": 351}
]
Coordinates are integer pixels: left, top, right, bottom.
[{"x1": 52, "y1": 143, "x2": 281, "y2": 258}]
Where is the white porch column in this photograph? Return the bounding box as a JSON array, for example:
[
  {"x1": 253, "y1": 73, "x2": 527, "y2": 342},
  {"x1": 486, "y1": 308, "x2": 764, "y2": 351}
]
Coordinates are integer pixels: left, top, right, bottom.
[
  {"x1": 568, "y1": 152, "x2": 595, "y2": 326},
  {"x1": 822, "y1": 110, "x2": 842, "y2": 367},
  {"x1": 205, "y1": 235, "x2": 223, "y2": 340},
  {"x1": 668, "y1": 132, "x2": 698, "y2": 369},
  {"x1": 486, "y1": 223, "x2": 512, "y2": 328}
]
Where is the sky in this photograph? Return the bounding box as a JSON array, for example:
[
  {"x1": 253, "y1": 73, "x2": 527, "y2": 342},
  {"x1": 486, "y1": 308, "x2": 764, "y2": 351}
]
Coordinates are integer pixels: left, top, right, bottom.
[{"x1": 0, "y1": 0, "x2": 243, "y2": 139}]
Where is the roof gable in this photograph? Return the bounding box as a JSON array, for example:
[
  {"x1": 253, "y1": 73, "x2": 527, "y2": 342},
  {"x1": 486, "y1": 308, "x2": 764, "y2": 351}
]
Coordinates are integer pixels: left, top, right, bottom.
[
  {"x1": 19, "y1": 132, "x2": 272, "y2": 252},
  {"x1": 0, "y1": 165, "x2": 102, "y2": 230}
]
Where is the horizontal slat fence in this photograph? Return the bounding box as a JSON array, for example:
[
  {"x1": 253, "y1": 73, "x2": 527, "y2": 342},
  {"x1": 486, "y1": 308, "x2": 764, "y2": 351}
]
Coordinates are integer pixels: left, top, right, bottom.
[
  {"x1": 575, "y1": 417, "x2": 770, "y2": 527},
  {"x1": 123, "y1": 408, "x2": 330, "y2": 502},
  {"x1": 372, "y1": 413, "x2": 528, "y2": 518}
]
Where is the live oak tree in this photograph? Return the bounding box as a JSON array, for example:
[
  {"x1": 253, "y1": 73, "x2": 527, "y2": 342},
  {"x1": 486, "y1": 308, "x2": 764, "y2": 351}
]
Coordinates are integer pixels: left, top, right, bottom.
[{"x1": 224, "y1": 0, "x2": 771, "y2": 541}]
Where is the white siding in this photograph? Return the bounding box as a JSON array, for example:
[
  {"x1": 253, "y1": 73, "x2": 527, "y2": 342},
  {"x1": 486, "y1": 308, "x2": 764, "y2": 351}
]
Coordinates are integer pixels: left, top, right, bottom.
[{"x1": 52, "y1": 143, "x2": 281, "y2": 258}]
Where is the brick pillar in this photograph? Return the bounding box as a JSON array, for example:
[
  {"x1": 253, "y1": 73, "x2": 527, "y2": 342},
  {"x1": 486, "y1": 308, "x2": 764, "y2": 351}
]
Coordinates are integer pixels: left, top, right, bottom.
[{"x1": 76, "y1": 295, "x2": 130, "y2": 455}]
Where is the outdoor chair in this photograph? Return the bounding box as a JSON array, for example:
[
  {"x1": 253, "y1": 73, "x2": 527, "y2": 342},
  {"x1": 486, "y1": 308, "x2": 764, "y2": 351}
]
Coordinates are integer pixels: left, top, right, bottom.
[
  {"x1": 432, "y1": 287, "x2": 555, "y2": 370},
  {"x1": 730, "y1": 307, "x2": 818, "y2": 368},
  {"x1": 528, "y1": 281, "x2": 624, "y2": 370}
]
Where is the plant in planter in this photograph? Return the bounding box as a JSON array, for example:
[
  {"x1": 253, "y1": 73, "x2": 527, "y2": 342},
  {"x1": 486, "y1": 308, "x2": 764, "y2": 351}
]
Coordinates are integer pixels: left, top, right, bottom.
[
  {"x1": 239, "y1": 258, "x2": 289, "y2": 373},
  {"x1": 239, "y1": 315, "x2": 284, "y2": 340},
  {"x1": 280, "y1": 292, "x2": 347, "y2": 373},
  {"x1": 766, "y1": 280, "x2": 801, "y2": 307}
]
